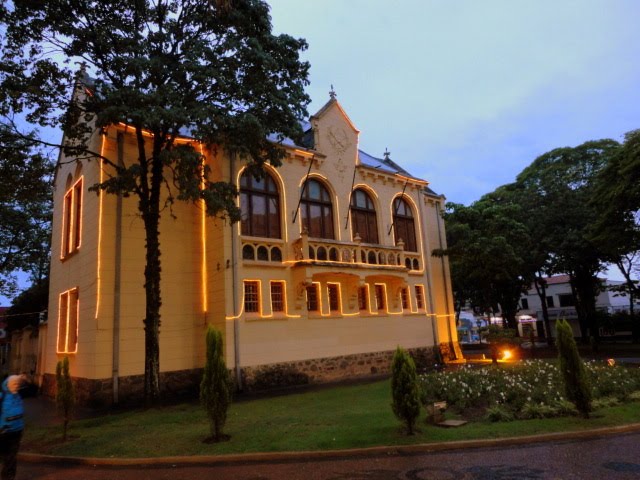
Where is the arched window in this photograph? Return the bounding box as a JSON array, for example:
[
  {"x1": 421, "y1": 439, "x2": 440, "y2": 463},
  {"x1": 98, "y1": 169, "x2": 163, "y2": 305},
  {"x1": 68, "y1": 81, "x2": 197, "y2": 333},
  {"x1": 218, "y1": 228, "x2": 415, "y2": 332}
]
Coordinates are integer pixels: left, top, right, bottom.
[
  {"x1": 301, "y1": 179, "x2": 334, "y2": 239},
  {"x1": 393, "y1": 197, "x2": 417, "y2": 252},
  {"x1": 350, "y1": 189, "x2": 378, "y2": 244},
  {"x1": 240, "y1": 170, "x2": 281, "y2": 239}
]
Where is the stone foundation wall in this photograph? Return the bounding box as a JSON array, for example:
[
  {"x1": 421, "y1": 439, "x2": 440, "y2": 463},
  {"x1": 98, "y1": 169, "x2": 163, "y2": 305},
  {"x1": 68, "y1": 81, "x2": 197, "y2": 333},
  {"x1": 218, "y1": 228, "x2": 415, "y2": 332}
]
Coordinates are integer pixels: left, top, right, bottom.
[
  {"x1": 41, "y1": 346, "x2": 439, "y2": 406},
  {"x1": 240, "y1": 346, "x2": 437, "y2": 392}
]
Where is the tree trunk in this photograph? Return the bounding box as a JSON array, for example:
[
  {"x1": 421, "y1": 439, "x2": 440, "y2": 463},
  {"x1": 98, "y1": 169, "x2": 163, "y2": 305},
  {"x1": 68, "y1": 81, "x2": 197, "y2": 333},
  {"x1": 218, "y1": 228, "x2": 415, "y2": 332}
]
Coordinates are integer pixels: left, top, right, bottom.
[
  {"x1": 533, "y1": 274, "x2": 553, "y2": 346},
  {"x1": 138, "y1": 133, "x2": 164, "y2": 407}
]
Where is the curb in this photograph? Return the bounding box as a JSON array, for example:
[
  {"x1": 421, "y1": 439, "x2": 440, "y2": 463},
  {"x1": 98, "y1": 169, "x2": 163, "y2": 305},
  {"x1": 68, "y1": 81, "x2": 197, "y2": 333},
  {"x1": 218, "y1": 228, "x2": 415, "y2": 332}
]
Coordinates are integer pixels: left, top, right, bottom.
[{"x1": 18, "y1": 422, "x2": 640, "y2": 467}]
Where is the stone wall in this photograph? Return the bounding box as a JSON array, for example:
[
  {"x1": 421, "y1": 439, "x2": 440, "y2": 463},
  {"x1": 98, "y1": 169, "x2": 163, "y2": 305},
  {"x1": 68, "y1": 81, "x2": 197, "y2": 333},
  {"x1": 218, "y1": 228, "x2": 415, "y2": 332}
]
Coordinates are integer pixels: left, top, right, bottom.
[{"x1": 41, "y1": 346, "x2": 438, "y2": 406}]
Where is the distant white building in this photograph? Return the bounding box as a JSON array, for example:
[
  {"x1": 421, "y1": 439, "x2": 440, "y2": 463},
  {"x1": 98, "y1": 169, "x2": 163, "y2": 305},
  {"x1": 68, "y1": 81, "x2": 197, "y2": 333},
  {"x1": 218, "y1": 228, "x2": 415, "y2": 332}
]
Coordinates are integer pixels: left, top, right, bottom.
[{"x1": 518, "y1": 275, "x2": 637, "y2": 337}]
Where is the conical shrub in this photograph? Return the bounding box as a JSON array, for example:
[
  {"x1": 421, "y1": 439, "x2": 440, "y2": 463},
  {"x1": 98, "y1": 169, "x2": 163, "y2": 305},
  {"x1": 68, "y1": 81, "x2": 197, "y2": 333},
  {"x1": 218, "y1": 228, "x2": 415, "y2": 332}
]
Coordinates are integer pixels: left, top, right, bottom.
[
  {"x1": 556, "y1": 319, "x2": 592, "y2": 418},
  {"x1": 391, "y1": 346, "x2": 421, "y2": 435}
]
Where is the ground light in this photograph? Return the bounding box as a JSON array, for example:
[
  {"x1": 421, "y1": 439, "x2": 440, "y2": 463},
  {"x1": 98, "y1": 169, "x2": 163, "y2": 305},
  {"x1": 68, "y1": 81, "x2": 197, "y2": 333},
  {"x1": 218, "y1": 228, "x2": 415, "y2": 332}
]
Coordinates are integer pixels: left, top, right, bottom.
[{"x1": 501, "y1": 349, "x2": 513, "y2": 361}]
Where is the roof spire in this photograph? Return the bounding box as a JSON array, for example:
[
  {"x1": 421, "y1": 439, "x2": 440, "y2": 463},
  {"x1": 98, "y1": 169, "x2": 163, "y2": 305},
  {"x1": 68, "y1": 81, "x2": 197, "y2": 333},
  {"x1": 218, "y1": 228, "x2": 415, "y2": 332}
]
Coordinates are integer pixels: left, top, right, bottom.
[
  {"x1": 329, "y1": 84, "x2": 336, "y2": 100},
  {"x1": 383, "y1": 148, "x2": 391, "y2": 161}
]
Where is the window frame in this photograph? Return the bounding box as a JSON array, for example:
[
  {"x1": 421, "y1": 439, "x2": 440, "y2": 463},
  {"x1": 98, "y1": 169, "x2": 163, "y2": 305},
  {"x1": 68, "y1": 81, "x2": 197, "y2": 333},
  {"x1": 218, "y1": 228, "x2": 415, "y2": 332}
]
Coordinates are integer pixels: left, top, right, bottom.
[
  {"x1": 61, "y1": 177, "x2": 83, "y2": 259},
  {"x1": 239, "y1": 170, "x2": 281, "y2": 239},
  {"x1": 357, "y1": 286, "x2": 369, "y2": 311},
  {"x1": 392, "y1": 197, "x2": 417, "y2": 252},
  {"x1": 328, "y1": 283, "x2": 341, "y2": 314},
  {"x1": 415, "y1": 285, "x2": 425, "y2": 310},
  {"x1": 270, "y1": 281, "x2": 285, "y2": 313},
  {"x1": 243, "y1": 280, "x2": 261, "y2": 314},
  {"x1": 350, "y1": 189, "x2": 379, "y2": 244},
  {"x1": 306, "y1": 284, "x2": 320, "y2": 312},
  {"x1": 57, "y1": 288, "x2": 79, "y2": 354},
  {"x1": 375, "y1": 284, "x2": 386, "y2": 311},
  {"x1": 300, "y1": 179, "x2": 335, "y2": 240}
]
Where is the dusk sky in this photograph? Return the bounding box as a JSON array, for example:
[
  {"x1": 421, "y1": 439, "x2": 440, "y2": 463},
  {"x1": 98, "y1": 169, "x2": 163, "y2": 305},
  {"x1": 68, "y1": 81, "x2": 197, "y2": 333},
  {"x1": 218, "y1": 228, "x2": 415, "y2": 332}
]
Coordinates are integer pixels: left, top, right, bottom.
[
  {"x1": 270, "y1": 0, "x2": 640, "y2": 205},
  {"x1": 3, "y1": 1, "x2": 638, "y2": 305}
]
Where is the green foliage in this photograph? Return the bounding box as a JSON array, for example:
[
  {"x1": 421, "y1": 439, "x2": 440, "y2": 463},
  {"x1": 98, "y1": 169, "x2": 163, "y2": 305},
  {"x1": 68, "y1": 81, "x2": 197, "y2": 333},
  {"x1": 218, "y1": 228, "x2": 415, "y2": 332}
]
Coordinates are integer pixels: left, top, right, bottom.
[
  {"x1": 6, "y1": 277, "x2": 49, "y2": 332},
  {"x1": 200, "y1": 326, "x2": 231, "y2": 442},
  {"x1": 485, "y1": 404, "x2": 514, "y2": 422},
  {"x1": 55, "y1": 356, "x2": 75, "y2": 441},
  {"x1": 18, "y1": 378, "x2": 640, "y2": 458},
  {"x1": 421, "y1": 358, "x2": 640, "y2": 422},
  {"x1": 434, "y1": 198, "x2": 530, "y2": 330},
  {"x1": 0, "y1": 126, "x2": 53, "y2": 298},
  {"x1": 517, "y1": 140, "x2": 620, "y2": 340},
  {"x1": 391, "y1": 347, "x2": 421, "y2": 435},
  {"x1": 556, "y1": 319, "x2": 592, "y2": 418},
  {"x1": 1, "y1": 0, "x2": 310, "y2": 404}
]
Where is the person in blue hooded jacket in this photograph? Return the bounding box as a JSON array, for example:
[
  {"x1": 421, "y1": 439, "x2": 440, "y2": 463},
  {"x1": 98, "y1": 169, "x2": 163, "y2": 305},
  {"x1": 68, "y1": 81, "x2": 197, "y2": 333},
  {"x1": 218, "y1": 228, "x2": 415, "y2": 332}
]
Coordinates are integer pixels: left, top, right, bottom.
[{"x1": 0, "y1": 375, "x2": 25, "y2": 480}]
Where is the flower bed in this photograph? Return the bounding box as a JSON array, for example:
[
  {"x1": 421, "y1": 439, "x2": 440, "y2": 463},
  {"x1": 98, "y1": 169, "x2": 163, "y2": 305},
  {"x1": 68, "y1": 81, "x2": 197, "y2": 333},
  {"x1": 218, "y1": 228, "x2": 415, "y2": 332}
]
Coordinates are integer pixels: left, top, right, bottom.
[{"x1": 420, "y1": 360, "x2": 640, "y2": 421}]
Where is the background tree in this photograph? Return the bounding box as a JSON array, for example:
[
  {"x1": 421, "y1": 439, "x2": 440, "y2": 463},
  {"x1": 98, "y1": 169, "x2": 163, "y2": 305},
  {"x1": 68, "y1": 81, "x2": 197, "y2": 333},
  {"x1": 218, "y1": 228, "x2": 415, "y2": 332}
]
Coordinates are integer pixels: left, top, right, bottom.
[
  {"x1": 591, "y1": 130, "x2": 640, "y2": 340},
  {"x1": 517, "y1": 140, "x2": 620, "y2": 343},
  {"x1": 5, "y1": 277, "x2": 49, "y2": 332},
  {"x1": 434, "y1": 198, "x2": 529, "y2": 331},
  {"x1": 0, "y1": 125, "x2": 53, "y2": 299},
  {"x1": 200, "y1": 326, "x2": 231, "y2": 443},
  {"x1": 55, "y1": 356, "x2": 75, "y2": 440},
  {"x1": 390, "y1": 346, "x2": 421, "y2": 435},
  {"x1": 555, "y1": 319, "x2": 592, "y2": 418},
  {"x1": 1, "y1": 0, "x2": 310, "y2": 404}
]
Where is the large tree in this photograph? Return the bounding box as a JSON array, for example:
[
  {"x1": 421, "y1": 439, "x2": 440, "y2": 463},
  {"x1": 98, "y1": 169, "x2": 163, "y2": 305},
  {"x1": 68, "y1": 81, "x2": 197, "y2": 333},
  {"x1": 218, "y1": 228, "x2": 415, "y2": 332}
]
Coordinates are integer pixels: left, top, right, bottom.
[
  {"x1": 0, "y1": 124, "x2": 53, "y2": 298},
  {"x1": 1, "y1": 0, "x2": 310, "y2": 404},
  {"x1": 517, "y1": 139, "x2": 620, "y2": 342},
  {"x1": 591, "y1": 130, "x2": 640, "y2": 338},
  {"x1": 435, "y1": 198, "x2": 529, "y2": 331}
]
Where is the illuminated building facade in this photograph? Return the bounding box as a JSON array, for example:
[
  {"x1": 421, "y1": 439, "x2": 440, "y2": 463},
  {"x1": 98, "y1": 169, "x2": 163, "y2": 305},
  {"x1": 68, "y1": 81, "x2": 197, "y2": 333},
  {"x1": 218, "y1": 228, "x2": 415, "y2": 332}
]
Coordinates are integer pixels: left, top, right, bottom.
[{"x1": 42, "y1": 94, "x2": 461, "y2": 404}]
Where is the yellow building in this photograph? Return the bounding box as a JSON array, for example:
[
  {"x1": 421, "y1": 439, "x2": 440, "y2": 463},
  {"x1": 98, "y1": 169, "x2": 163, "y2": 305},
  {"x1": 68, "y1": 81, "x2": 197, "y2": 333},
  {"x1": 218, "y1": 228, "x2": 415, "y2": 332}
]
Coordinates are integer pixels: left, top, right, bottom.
[{"x1": 41, "y1": 93, "x2": 461, "y2": 405}]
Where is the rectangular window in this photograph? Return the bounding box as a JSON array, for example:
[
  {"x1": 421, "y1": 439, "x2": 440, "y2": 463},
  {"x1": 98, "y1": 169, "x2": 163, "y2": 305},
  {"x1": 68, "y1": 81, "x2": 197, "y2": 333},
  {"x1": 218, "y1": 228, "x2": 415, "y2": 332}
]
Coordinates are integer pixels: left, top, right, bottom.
[
  {"x1": 358, "y1": 286, "x2": 368, "y2": 311},
  {"x1": 57, "y1": 288, "x2": 79, "y2": 353},
  {"x1": 546, "y1": 296, "x2": 555, "y2": 308},
  {"x1": 328, "y1": 284, "x2": 340, "y2": 313},
  {"x1": 415, "y1": 285, "x2": 425, "y2": 310},
  {"x1": 306, "y1": 284, "x2": 319, "y2": 312},
  {"x1": 61, "y1": 177, "x2": 83, "y2": 258},
  {"x1": 375, "y1": 284, "x2": 386, "y2": 311},
  {"x1": 558, "y1": 294, "x2": 574, "y2": 308},
  {"x1": 521, "y1": 298, "x2": 529, "y2": 310},
  {"x1": 270, "y1": 281, "x2": 284, "y2": 313},
  {"x1": 401, "y1": 287, "x2": 409, "y2": 310},
  {"x1": 244, "y1": 281, "x2": 260, "y2": 313}
]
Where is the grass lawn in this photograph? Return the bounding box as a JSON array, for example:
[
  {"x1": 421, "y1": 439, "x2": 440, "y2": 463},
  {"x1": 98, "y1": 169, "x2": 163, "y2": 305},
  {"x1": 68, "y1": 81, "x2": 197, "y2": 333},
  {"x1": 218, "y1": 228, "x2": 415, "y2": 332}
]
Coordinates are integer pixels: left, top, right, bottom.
[{"x1": 21, "y1": 378, "x2": 640, "y2": 458}]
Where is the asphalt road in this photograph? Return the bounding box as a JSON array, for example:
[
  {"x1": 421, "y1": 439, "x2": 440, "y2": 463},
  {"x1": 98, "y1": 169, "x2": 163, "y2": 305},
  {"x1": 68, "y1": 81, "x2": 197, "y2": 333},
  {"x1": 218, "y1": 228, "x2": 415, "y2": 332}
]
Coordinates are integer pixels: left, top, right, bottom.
[{"x1": 15, "y1": 431, "x2": 640, "y2": 479}]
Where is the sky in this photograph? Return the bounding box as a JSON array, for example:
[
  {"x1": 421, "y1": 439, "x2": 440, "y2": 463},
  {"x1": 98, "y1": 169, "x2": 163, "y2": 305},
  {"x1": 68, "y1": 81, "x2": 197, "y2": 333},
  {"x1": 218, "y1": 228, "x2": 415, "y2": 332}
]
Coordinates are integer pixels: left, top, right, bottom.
[
  {"x1": 3, "y1": 1, "x2": 639, "y2": 305},
  {"x1": 269, "y1": 0, "x2": 640, "y2": 205}
]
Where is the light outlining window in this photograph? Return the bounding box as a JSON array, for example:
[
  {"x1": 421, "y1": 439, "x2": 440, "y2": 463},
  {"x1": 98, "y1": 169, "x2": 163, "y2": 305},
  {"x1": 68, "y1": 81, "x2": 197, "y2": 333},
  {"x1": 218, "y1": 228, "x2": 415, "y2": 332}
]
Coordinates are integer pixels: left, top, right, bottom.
[
  {"x1": 392, "y1": 196, "x2": 417, "y2": 252},
  {"x1": 240, "y1": 170, "x2": 281, "y2": 239},
  {"x1": 57, "y1": 288, "x2": 79, "y2": 354},
  {"x1": 243, "y1": 280, "x2": 261, "y2": 314},
  {"x1": 300, "y1": 178, "x2": 335, "y2": 239},
  {"x1": 61, "y1": 177, "x2": 84, "y2": 258},
  {"x1": 350, "y1": 188, "x2": 379, "y2": 244}
]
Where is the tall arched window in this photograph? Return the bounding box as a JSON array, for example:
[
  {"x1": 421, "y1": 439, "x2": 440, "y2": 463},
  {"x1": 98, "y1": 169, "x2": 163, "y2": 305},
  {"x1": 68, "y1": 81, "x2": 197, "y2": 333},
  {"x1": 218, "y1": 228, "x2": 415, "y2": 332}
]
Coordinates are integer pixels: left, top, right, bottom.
[
  {"x1": 301, "y1": 179, "x2": 334, "y2": 239},
  {"x1": 393, "y1": 197, "x2": 417, "y2": 252},
  {"x1": 240, "y1": 170, "x2": 281, "y2": 238},
  {"x1": 350, "y1": 189, "x2": 378, "y2": 244}
]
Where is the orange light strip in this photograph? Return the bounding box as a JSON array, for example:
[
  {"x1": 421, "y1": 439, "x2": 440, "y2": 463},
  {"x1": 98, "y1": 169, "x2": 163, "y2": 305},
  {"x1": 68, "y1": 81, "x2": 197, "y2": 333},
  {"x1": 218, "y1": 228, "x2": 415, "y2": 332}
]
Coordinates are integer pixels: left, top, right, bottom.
[
  {"x1": 95, "y1": 135, "x2": 106, "y2": 319},
  {"x1": 199, "y1": 144, "x2": 208, "y2": 313}
]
